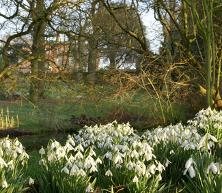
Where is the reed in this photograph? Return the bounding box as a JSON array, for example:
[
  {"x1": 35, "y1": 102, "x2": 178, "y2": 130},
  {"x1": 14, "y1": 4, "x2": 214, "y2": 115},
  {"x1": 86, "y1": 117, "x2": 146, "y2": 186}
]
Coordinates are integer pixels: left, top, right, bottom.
[{"x1": 0, "y1": 108, "x2": 20, "y2": 129}]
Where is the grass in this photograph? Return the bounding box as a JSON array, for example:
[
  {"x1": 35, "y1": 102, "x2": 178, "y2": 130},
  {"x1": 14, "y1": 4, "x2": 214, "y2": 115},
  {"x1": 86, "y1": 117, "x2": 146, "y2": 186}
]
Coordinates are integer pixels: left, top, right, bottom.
[
  {"x1": 0, "y1": 81, "x2": 191, "y2": 133},
  {"x1": 25, "y1": 150, "x2": 42, "y2": 178}
]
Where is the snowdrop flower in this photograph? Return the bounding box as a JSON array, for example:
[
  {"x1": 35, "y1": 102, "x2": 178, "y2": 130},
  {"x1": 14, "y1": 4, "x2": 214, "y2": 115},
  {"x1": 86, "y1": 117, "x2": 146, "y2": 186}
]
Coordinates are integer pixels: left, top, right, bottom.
[
  {"x1": 29, "y1": 177, "x2": 35, "y2": 185},
  {"x1": 157, "y1": 162, "x2": 165, "y2": 172},
  {"x1": 75, "y1": 144, "x2": 84, "y2": 152},
  {"x1": 2, "y1": 140, "x2": 11, "y2": 149},
  {"x1": 47, "y1": 152, "x2": 55, "y2": 162},
  {"x1": 132, "y1": 176, "x2": 139, "y2": 183},
  {"x1": 77, "y1": 169, "x2": 87, "y2": 177},
  {"x1": 50, "y1": 141, "x2": 60, "y2": 150},
  {"x1": 1, "y1": 179, "x2": 8, "y2": 188},
  {"x1": 115, "y1": 163, "x2": 122, "y2": 168},
  {"x1": 14, "y1": 139, "x2": 20, "y2": 146},
  {"x1": 187, "y1": 165, "x2": 196, "y2": 178},
  {"x1": 95, "y1": 158, "x2": 102, "y2": 164},
  {"x1": 7, "y1": 160, "x2": 14, "y2": 170},
  {"x1": 70, "y1": 164, "x2": 79, "y2": 175},
  {"x1": 170, "y1": 150, "x2": 175, "y2": 154},
  {"x1": 119, "y1": 145, "x2": 129, "y2": 152},
  {"x1": 0, "y1": 157, "x2": 7, "y2": 168},
  {"x1": 148, "y1": 164, "x2": 157, "y2": 174},
  {"x1": 165, "y1": 159, "x2": 171, "y2": 167},
  {"x1": 105, "y1": 169, "x2": 113, "y2": 177},
  {"x1": 16, "y1": 147, "x2": 23, "y2": 154},
  {"x1": 135, "y1": 162, "x2": 146, "y2": 176},
  {"x1": 184, "y1": 158, "x2": 195, "y2": 169},
  {"x1": 61, "y1": 166, "x2": 70, "y2": 175},
  {"x1": 183, "y1": 158, "x2": 196, "y2": 178},
  {"x1": 89, "y1": 147, "x2": 96, "y2": 157},
  {"x1": 113, "y1": 153, "x2": 123, "y2": 165},
  {"x1": 39, "y1": 147, "x2": 45, "y2": 155},
  {"x1": 85, "y1": 183, "x2": 94, "y2": 193},
  {"x1": 84, "y1": 155, "x2": 96, "y2": 169},
  {"x1": 11, "y1": 152, "x2": 18, "y2": 159},
  {"x1": 103, "y1": 152, "x2": 111, "y2": 160},
  {"x1": 67, "y1": 135, "x2": 75, "y2": 147},
  {"x1": 207, "y1": 162, "x2": 220, "y2": 174},
  {"x1": 56, "y1": 147, "x2": 66, "y2": 159},
  {"x1": 131, "y1": 149, "x2": 139, "y2": 159},
  {"x1": 198, "y1": 133, "x2": 218, "y2": 150},
  {"x1": 74, "y1": 151, "x2": 84, "y2": 160},
  {"x1": 89, "y1": 165, "x2": 97, "y2": 173},
  {"x1": 126, "y1": 161, "x2": 135, "y2": 170},
  {"x1": 39, "y1": 159, "x2": 46, "y2": 166},
  {"x1": 65, "y1": 143, "x2": 74, "y2": 152},
  {"x1": 144, "y1": 151, "x2": 154, "y2": 161}
]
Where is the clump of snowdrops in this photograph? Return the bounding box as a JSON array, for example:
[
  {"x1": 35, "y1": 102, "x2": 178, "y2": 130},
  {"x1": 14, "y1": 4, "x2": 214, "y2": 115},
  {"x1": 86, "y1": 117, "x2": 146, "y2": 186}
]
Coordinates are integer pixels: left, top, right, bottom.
[
  {"x1": 39, "y1": 122, "x2": 165, "y2": 193},
  {"x1": 0, "y1": 137, "x2": 29, "y2": 193},
  {"x1": 188, "y1": 107, "x2": 222, "y2": 140},
  {"x1": 142, "y1": 107, "x2": 222, "y2": 191},
  {"x1": 38, "y1": 107, "x2": 222, "y2": 192}
]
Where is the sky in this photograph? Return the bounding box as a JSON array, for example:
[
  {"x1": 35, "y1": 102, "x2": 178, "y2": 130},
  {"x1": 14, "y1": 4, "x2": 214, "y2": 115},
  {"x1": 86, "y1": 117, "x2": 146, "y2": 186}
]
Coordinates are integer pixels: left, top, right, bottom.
[{"x1": 142, "y1": 9, "x2": 163, "y2": 53}]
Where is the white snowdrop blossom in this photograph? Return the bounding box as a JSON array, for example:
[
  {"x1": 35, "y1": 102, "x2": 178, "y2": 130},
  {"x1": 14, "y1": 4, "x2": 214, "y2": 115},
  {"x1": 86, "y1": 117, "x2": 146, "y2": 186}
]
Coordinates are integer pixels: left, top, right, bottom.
[
  {"x1": 157, "y1": 162, "x2": 165, "y2": 172},
  {"x1": 0, "y1": 157, "x2": 7, "y2": 169},
  {"x1": 170, "y1": 150, "x2": 175, "y2": 154},
  {"x1": 61, "y1": 166, "x2": 70, "y2": 175},
  {"x1": 104, "y1": 152, "x2": 112, "y2": 160},
  {"x1": 74, "y1": 151, "x2": 84, "y2": 160},
  {"x1": 75, "y1": 144, "x2": 84, "y2": 152},
  {"x1": 183, "y1": 158, "x2": 196, "y2": 178},
  {"x1": 187, "y1": 165, "x2": 196, "y2": 178},
  {"x1": 165, "y1": 159, "x2": 171, "y2": 167},
  {"x1": 197, "y1": 133, "x2": 218, "y2": 150},
  {"x1": 132, "y1": 175, "x2": 139, "y2": 183},
  {"x1": 70, "y1": 164, "x2": 79, "y2": 175},
  {"x1": 148, "y1": 164, "x2": 157, "y2": 175},
  {"x1": 29, "y1": 177, "x2": 35, "y2": 185},
  {"x1": 50, "y1": 141, "x2": 60, "y2": 150},
  {"x1": 85, "y1": 183, "x2": 94, "y2": 193},
  {"x1": 1, "y1": 179, "x2": 8, "y2": 188},
  {"x1": 105, "y1": 169, "x2": 113, "y2": 177},
  {"x1": 39, "y1": 147, "x2": 45, "y2": 155},
  {"x1": 95, "y1": 158, "x2": 102, "y2": 164},
  {"x1": 113, "y1": 153, "x2": 123, "y2": 165},
  {"x1": 67, "y1": 135, "x2": 75, "y2": 147},
  {"x1": 131, "y1": 149, "x2": 139, "y2": 159},
  {"x1": 207, "y1": 162, "x2": 220, "y2": 174}
]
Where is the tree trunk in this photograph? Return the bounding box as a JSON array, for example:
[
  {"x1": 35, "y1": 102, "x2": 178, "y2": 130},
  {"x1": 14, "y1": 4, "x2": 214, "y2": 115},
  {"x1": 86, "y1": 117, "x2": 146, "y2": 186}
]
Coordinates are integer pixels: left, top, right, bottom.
[
  {"x1": 87, "y1": 37, "x2": 98, "y2": 84},
  {"x1": 29, "y1": 0, "x2": 46, "y2": 103},
  {"x1": 87, "y1": 0, "x2": 99, "y2": 84}
]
